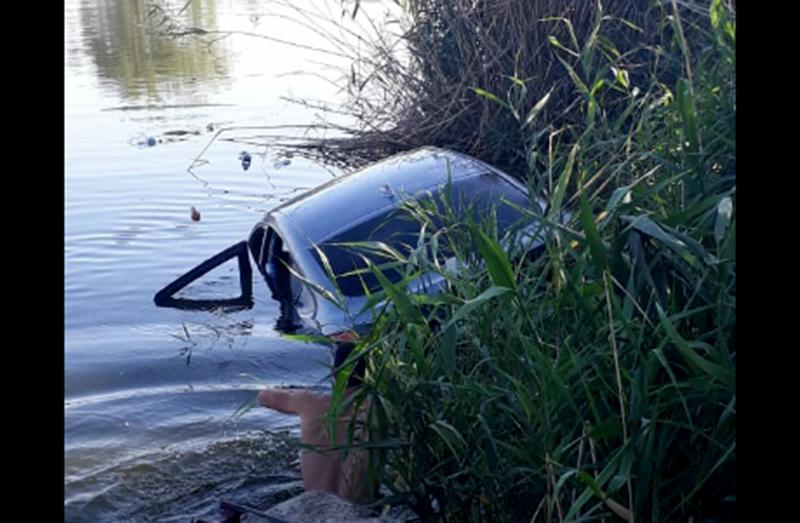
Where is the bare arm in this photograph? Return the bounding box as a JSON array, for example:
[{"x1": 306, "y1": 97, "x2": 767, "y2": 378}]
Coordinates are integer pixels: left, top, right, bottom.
[{"x1": 257, "y1": 388, "x2": 311, "y2": 415}]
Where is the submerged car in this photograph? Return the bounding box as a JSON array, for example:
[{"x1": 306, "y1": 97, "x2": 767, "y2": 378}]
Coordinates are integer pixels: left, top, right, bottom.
[
  {"x1": 155, "y1": 147, "x2": 548, "y2": 337},
  {"x1": 245, "y1": 147, "x2": 548, "y2": 336}
]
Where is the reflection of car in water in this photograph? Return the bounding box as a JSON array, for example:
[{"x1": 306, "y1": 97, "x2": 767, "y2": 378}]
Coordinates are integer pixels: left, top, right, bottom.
[
  {"x1": 155, "y1": 147, "x2": 550, "y2": 339},
  {"x1": 246, "y1": 147, "x2": 548, "y2": 338}
]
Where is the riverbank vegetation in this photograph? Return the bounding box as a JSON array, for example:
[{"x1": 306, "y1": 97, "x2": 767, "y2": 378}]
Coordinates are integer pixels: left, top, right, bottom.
[{"x1": 324, "y1": 1, "x2": 735, "y2": 521}]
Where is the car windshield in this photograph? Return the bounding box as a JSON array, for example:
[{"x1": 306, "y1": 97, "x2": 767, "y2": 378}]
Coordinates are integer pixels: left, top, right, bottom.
[{"x1": 311, "y1": 172, "x2": 531, "y2": 297}]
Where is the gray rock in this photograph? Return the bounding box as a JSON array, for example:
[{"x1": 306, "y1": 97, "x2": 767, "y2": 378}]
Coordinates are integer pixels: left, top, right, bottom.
[{"x1": 242, "y1": 490, "x2": 384, "y2": 523}]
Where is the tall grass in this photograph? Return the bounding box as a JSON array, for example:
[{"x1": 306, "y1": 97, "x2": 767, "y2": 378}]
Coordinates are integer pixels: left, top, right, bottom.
[
  {"x1": 297, "y1": 0, "x2": 722, "y2": 178},
  {"x1": 325, "y1": 1, "x2": 735, "y2": 521}
]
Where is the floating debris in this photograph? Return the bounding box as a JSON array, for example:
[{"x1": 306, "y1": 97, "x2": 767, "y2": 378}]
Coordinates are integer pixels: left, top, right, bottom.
[
  {"x1": 103, "y1": 103, "x2": 235, "y2": 112},
  {"x1": 239, "y1": 151, "x2": 252, "y2": 171},
  {"x1": 191, "y1": 206, "x2": 201, "y2": 221},
  {"x1": 163, "y1": 129, "x2": 200, "y2": 136},
  {"x1": 135, "y1": 136, "x2": 157, "y2": 147}
]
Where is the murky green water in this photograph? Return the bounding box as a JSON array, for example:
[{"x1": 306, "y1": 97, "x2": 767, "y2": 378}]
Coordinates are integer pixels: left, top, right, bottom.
[{"x1": 65, "y1": 1, "x2": 393, "y2": 520}]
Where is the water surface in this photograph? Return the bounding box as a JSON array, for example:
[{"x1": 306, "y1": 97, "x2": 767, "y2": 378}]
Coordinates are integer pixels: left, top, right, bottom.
[{"x1": 65, "y1": 0, "x2": 393, "y2": 519}]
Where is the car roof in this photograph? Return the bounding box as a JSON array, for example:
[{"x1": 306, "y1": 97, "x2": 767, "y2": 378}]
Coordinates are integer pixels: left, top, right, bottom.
[{"x1": 265, "y1": 147, "x2": 508, "y2": 244}]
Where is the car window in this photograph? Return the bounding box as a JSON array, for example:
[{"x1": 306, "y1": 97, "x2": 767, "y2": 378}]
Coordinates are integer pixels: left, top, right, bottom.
[
  {"x1": 313, "y1": 209, "x2": 420, "y2": 297},
  {"x1": 439, "y1": 172, "x2": 530, "y2": 230},
  {"x1": 312, "y1": 172, "x2": 531, "y2": 297}
]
